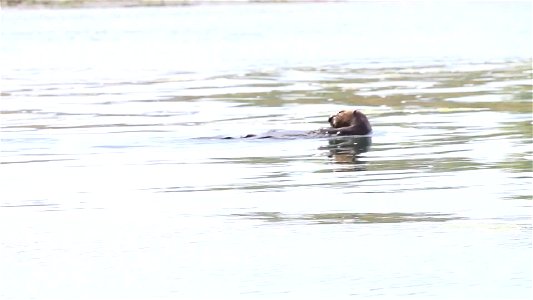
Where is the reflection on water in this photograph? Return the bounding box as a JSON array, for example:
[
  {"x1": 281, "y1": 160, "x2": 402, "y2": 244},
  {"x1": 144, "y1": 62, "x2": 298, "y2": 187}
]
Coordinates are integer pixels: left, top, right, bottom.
[
  {"x1": 320, "y1": 136, "x2": 372, "y2": 167},
  {"x1": 1, "y1": 2, "x2": 532, "y2": 300},
  {"x1": 231, "y1": 211, "x2": 463, "y2": 225}
]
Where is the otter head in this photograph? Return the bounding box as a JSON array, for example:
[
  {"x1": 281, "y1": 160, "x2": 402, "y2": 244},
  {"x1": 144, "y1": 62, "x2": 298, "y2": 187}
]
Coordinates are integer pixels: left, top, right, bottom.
[
  {"x1": 328, "y1": 109, "x2": 372, "y2": 135},
  {"x1": 328, "y1": 110, "x2": 357, "y2": 128}
]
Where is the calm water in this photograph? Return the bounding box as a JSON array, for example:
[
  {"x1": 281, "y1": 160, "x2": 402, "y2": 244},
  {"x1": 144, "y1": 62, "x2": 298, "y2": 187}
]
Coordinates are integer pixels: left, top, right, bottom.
[{"x1": 1, "y1": 2, "x2": 532, "y2": 299}]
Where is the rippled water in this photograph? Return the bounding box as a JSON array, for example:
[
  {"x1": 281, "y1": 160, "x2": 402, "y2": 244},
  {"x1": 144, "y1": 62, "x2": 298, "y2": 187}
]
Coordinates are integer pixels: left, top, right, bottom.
[{"x1": 1, "y1": 2, "x2": 532, "y2": 300}]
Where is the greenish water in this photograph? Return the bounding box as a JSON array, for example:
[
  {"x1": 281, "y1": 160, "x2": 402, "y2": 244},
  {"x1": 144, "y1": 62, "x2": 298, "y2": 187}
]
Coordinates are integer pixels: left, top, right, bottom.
[{"x1": 1, "y1": 2, "x2": 532, "y2": 299}]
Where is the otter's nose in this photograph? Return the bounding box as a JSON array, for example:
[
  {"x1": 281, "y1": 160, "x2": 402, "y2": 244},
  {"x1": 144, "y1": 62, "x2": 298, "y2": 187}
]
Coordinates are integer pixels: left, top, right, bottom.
[{"x1": 328, "y1": 116, "x2": 334, "y2": 123}]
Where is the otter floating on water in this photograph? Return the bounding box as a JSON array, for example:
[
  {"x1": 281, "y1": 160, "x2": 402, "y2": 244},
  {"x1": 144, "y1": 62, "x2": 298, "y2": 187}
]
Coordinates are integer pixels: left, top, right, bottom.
[
  {"x1": 224, "y1": 109, "x2": 372, "y2": 139},
  {"x1": 323, "y1": 109, "x2": 372, "y2": 136}
]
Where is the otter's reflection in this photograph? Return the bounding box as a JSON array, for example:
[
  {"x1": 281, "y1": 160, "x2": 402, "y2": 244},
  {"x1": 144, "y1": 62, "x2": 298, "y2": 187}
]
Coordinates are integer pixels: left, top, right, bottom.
[{"x1": 320, "y1": 136, "x2": 371, "y2": 168}]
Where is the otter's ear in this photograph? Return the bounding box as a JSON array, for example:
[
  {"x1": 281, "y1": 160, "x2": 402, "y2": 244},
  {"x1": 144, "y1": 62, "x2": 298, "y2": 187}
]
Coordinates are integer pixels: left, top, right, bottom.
[{"x1": 350, "y1": 110, "x2": 359, "y2": 125}]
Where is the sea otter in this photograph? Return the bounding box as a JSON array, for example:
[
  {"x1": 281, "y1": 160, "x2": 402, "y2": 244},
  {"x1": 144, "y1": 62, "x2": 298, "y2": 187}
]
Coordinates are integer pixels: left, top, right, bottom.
[
  {"x1": 322, "y1": 109, "x2": 372, "y2": 136},
  {"x1": 223, "y1": 109, "x2": 371, "y2": 139}
]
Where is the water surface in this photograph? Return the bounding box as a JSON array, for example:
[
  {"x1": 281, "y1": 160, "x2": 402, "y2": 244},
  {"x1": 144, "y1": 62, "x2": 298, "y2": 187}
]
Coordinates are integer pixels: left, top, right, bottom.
[{"x1": 1, "y1": 2, "x2": 532, "y2": 300}]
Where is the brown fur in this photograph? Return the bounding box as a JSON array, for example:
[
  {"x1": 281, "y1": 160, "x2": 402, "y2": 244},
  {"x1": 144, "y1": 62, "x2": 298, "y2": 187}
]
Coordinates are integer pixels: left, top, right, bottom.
[
  {"x1": 325, "y1": 109, "x2": 372, "y2": 136},
  {"x1": 225, "y1": 109, "x2": 372, "y2": 139}
]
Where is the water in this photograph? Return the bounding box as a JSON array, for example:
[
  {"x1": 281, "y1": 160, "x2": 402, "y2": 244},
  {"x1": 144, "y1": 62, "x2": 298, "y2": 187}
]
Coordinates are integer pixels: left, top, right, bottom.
[{"x1": 1, "y1": 2, "x2": 532, "y2": 299}]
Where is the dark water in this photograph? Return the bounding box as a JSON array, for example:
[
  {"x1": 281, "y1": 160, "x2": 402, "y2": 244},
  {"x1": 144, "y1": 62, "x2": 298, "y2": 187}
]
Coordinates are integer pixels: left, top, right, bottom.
[{"x1": 1, "y1": 2, "x2": 532, "y2": 299}]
